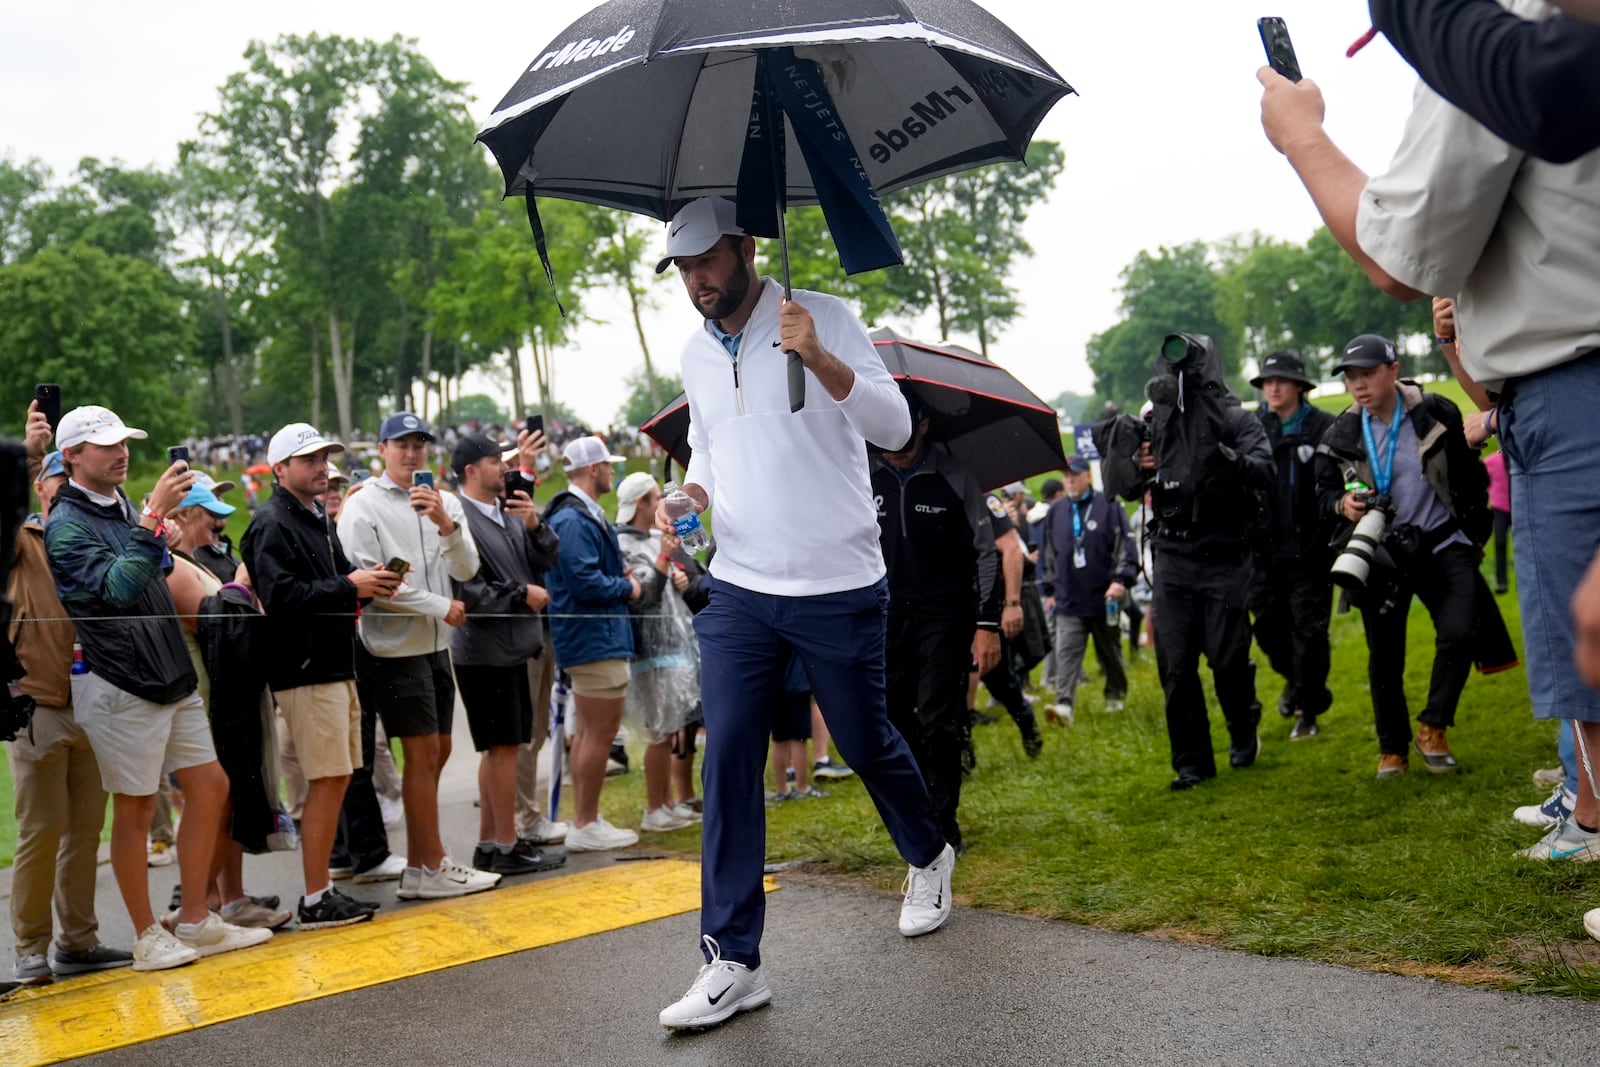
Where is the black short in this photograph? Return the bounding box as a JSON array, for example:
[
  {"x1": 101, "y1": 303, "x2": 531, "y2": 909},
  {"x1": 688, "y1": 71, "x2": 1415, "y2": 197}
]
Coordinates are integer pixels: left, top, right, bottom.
[
  {"x1": 770, "y1": 690, "x2": 813, "y2": 743},
  {"x1": 354, "y1": 646, "x2": 455, "y2": 739},
  {"x1": 454, "y1": 662, "x2": 534, "y2": 752}
]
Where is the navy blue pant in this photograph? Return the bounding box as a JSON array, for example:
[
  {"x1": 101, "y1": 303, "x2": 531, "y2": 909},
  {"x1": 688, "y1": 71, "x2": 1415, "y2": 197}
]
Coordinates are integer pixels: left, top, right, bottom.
[{"x1": 694, "y1": 577, "x2": 945, "y2": 969}]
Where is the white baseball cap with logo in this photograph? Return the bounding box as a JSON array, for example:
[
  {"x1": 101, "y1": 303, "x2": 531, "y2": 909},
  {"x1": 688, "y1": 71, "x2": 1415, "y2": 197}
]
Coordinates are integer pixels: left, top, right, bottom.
[
  {"x1": 268, "y1": 423, "x2": 346, "y2": 466},
  {"x1": 562, "y1": 435, "x2": 626, "y2": 470},
  {"x1": 56, "y1": 406, "x2": 148, "y2": 450},
  {"x1": 655, "y1": 197, "x2": 747, "y2": 273}
]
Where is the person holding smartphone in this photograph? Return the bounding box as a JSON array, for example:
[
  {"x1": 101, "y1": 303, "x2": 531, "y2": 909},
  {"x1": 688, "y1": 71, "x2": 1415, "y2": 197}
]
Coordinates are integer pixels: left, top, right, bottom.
[{"x1": 336, "y1": 412, "x2": 495, "y2": 900}]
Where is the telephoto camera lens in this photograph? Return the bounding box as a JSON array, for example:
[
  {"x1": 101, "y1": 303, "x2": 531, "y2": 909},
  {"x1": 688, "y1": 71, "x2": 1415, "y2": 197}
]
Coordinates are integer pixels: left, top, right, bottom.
[{"x1": 1331, "y1": 502, "x2": 1390, "y2": 589}]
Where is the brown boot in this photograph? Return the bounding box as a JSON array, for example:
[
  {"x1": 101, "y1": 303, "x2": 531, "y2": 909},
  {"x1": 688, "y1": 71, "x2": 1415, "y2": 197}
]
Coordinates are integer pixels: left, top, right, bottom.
[
  {"x1": 1376, "y1": 753, "x2": 1408, "y2": 779},
  {"x1": 1414, "y1": 723, "x2": 1458, "y2": 773}
]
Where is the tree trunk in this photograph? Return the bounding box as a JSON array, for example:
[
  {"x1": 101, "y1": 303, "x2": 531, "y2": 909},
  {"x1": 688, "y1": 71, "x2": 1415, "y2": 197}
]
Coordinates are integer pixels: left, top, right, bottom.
[
  {"x1": 507, "y1": 341, "x2": 526, "y2": 418},
  {"x1": 392, "y1": 297, "x2": 410, "y2": 412},
  {"x1": 529, "y1": 329, "x2": 554, "y2": 412},
  {"x1": 309, "y1": 323, "x2": 323, "y2": 429},
  {"x1": 329, "y1": 310, "x2": 355, "y2": 439},
  {"x1": 977, "y1": 292, "x2": 989, "y2": 359},
  {"x1": 418, "y1": 328, "x2": 434, "y2": 422},
  {"x1": 211, "y1": 283, "x2": 245, "y2": 435},
  {"x1": 625, "y1": 279, "x2": 659, "y2": 411}
]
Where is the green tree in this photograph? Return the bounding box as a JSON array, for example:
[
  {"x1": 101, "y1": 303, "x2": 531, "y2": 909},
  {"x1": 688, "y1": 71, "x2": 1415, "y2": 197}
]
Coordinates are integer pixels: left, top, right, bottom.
[
  {"x1": 20, "y1": 159, "x2": 173, "y2": 264},
  {"x1": 1087, "y1": 242, "x2": 1240, "y2": 409},
  {"x1": 437, "y1": 394, "x2": 509, "y2": 427},
  {"x1": 589, "y1": 210, "x2": 673, "y2": 412},
  {"x1": 618, "y1": 368, "x2": 683, "y2": 427},
  {"x1": 0, "y1": 156, "x2": 49, "y2": 266},
  {"x1": 0, "y1": 246, "x2": 192, "y2": 444}
]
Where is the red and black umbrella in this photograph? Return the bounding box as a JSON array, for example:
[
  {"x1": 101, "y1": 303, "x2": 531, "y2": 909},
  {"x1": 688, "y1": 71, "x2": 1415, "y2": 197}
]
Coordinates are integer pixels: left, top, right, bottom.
[{"x1": 641, "y1": 326, "x2": 1066, "y2": 490}]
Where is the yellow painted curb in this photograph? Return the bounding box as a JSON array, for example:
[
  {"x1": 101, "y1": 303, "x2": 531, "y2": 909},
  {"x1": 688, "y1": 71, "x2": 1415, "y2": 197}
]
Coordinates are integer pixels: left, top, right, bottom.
[{"x1": 1, "y1": 860, "x2": 774, "y2": 1067}]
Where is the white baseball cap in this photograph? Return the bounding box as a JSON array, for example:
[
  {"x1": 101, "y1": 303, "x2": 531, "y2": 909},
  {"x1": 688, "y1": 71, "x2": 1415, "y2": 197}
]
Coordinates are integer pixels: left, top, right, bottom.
[
  {"x1": 614, "y1": 471, "x2": 659, "y2": 523},
  {"x1": 56, "y1": 406, "x2": 148, "y2": 450},
  {"x1": 655, "y1": 197, "x2": 746, "y2": 273},
  {"x1": 268, "y1": 423, "x2": 346, "y2": 466},
  {"x1": 562, "y1": 435, "x2": 626, "y2": 470}
]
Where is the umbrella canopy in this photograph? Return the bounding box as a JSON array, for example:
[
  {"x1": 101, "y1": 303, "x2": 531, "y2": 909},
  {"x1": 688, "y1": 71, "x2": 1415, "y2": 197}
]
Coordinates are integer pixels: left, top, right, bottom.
[
  {"x1": 640, "y1": 327, "x2": 1066, "y2": 490},
  {"x1": 478, "y1": 0, "x2": 1074, "y2": 221}
]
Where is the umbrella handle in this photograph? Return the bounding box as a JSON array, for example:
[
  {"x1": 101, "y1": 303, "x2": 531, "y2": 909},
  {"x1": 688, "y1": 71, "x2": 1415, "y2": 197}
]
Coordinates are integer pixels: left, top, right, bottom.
[{"x1": 786, "y1": 350, "x2": 805, "y2": 413}]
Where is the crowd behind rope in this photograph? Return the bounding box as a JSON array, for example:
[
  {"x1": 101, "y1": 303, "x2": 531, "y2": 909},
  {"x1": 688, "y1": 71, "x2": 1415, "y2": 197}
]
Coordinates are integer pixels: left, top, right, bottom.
[{"x1": 8, "y1": 0, "x2": 1600, "y2": 1017}]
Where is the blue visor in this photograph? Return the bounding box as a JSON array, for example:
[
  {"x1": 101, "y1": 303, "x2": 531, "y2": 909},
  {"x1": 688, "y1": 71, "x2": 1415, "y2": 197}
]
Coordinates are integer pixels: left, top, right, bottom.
[
  {"x1": 39, "y1": 451, "x2": 65, "y2": 480},
  {"x1": 176, "y1": 484, "x2": 236, "y2": 517}
]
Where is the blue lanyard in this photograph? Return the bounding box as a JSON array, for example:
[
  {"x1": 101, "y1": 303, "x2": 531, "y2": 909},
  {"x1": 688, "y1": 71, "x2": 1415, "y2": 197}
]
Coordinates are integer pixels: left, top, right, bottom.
[
  {"x1": 1360, "y1": 392, "x2": 1404, "y2": 494},
  {"x1": 1070, "y1": 499, "x2": 1084, "y2": 540}
]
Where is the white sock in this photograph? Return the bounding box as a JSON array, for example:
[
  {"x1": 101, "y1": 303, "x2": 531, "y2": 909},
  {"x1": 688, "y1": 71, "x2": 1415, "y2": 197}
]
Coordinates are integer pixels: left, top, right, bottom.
[{"x1": 303, "y1": 888, "x2": 327, "y2": 908}]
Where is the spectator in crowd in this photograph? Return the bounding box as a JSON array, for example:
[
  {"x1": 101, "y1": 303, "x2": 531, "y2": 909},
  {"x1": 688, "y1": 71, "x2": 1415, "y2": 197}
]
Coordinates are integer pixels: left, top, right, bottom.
[
  {"x1": 971, "y1": 488, "x2": 1046, "y2": 760},
  {"x1": 188, "y1": 472, "x2": 240, "y2": 583},
  {"x1": 543, "y1": 435, "x2": 642, "y2": 852},
  {"x1": 655, "y1": 197, "x2": 955, "y2": 1030},
  {"x1": 1248, "y1": 352, "x2": 1337, "y2": 741},
  {"x1": 243, "y1": 423, "x2": 398, "y2": 928},
  {"x1": 1034, "y1": 477, "x2": 1066, "y2": 687},
  {"x1": 448, "y1": 432, "x2": 566, "y2": 876},
  {"x1": 612, "y1": 471, "x2": 700, "y2": 833},
  {"x1": 1314, "y1": 335, "x2": 1497, "y2": 778},
  {"x1": 872, "y1": 404, "x2": 1002, "y2": 854},
  {"x1": 165, "y1": 482, "x2": 292, "y2": 931},
  {"x1": 504, "y1": 432, "x2": 572, "y2": 849},
  {"x1": 338, "y1": 412, "x2": 497, "y2": 899},
  {"x1": 47, "y1": 405, "x2": 270, "y2": 970},
  {"x1": 769, "y1": 655, "x2": 826, "y2": 802},
  {"x1": 7, "y1": 404, "x2": 131, "y2": 984},
  {"x1": 321, "y1": 463, "x2": 349, "y2": 522},
  {"x1": 1039, "y1": 456, "x2": 1136, "y2": 724},
  {"x1": 1139, "y1": 336, "x2": 1275, "y2": 790}
]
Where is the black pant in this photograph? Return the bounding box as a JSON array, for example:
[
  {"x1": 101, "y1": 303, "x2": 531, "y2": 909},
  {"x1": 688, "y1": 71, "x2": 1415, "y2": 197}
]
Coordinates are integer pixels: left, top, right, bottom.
[
  {"x1": 1248, "y1": 561, "x2": 1333, "y2": 718},
  {"x1": 1153, "y1": 550, "x2": 1262, "y2": 777},
  {"x1": 1491, "y1": 509, "x2": 1510, "y2": 589},
  {"x1": 1124, "y1": 598, "x2": 1145, "y2": 656},
  {"x1": 886, "y1": 611, "x2": 971, "y2": 849},
  {"x1": 980, "y1": 639, "x2": 1041, "y2": 739},
  {"x1": 1357, "y1": 543, "x2": 1478, "y2": 756},
  {"x1": 332, "y1": 695, "x2": 391, "y2": 874}
]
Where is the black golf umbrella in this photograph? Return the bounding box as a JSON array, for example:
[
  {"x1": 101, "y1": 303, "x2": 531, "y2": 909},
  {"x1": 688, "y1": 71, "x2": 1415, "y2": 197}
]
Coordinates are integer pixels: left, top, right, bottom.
[
  {"x1": 477, "y1": 0, "x2": 1074, "y2": 409},
  {"x1": 640, "y1": 327, "x2": 1066, "y2": 490}
]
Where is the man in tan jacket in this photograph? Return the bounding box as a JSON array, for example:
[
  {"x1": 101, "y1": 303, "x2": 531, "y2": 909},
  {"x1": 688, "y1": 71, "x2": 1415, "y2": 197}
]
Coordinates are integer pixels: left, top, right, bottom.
[{"x1": 6, "y1": 401, "x2": 130, "y2": 984}]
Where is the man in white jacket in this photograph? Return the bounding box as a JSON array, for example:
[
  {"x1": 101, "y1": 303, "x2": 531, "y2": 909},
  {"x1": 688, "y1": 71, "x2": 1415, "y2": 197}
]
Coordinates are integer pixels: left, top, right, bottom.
[
  {"x1": 653, "y1": 197, "x2": 954, "y2": 1031},
  {"x1": 336, "y1": 412, "x2": 498, "y2": 900}
]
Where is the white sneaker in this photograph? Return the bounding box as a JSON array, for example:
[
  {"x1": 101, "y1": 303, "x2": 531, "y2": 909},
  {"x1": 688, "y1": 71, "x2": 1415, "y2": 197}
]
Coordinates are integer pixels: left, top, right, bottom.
[
  {"x1": 1585, "y1": 907, "x2": 1600, "y2": 944},
  {"x1": 671, "y1": 801, "x2": 703, "y2": 823},
  {"x1": 1045, "y1": 703, "x2": 1074, "y2": 727},
  {"x1": 566, "y1": 817, "x2": 640, "y2": 851},
  {"x1": 1513, "y1": 784, "x2": 1575, "y2": 829},
  {"x1": 397, "y1": 867, "x2": 422, "y2": 900},
  {"x1": 899, "y1": 843, "x2": 956, "y2": 937},
  {"x1": 146, "y1": 840, "x2": 175, "y2": 867},
  {"x1": 658, "y1": 935, "x2": 771, "y2": 1030},
  {"x1": 352, "y1": 854, "x2": 407, "y2": 884},
  {"x1": 415, "y1": 858, "x2": 500, "y2": 899},
  {"x1": 642, "y1": 805, "x2": 695, "y2": 833},
  {"x1": 1105, "y1": 699, "x2": 1126, "y2": 713},
  {"x1": 173, "y1": 913, "x2": 273, "y2": 958},
  {"x1": 131, "y1": 923, "x2": 198, "y2": 972},
  {"x1": 521, "y1": 815, "x2": 570, "y2": 845},
  {"x1": 1518, "y1": 819, "x2": 1600, "y2": 862}
]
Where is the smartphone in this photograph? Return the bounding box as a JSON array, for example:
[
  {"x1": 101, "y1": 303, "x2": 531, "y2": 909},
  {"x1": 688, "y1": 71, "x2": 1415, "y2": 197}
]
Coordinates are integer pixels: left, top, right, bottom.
[
  {"x1": 411, "y1": 469, "x2": 434, "y2": 511},
  {"x1": 525, "y1": 413, "x2": 544, "y2": 438},
  {"x1": 384, "y1": 557, "x2": 411, "y2": 576},
  {"x1": 504, "y1": 470, "x2": 527, "y2": 500},
  {"x1": 1258, "y1": 17, "x2": 1302, "y2": 83},
  {"x1": 167, "y1": 446, "x2": 190, "y2": 467},
  {"x1": 33, "y1": 384, "x2": 61, "y2": 432}
]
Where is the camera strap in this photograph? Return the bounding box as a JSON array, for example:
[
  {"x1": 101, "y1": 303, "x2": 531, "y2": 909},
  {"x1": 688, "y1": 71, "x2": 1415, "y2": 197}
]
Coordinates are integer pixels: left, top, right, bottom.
[{"x1": 1360, "y1": 393, "x2": 1404, "y2": 494}]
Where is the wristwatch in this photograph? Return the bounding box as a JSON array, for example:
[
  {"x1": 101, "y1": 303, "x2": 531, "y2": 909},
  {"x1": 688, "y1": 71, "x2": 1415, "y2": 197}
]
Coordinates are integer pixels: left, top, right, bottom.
[{"x1": 1003, "y1": 599, "x2": 1022, "y2": 607}]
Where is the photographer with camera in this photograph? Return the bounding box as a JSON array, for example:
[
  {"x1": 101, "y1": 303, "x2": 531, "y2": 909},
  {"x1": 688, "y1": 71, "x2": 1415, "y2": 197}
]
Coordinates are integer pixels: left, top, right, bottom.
[
  {"x1": 1137, "y1": 334, "x2": 1275, "y2": 790},
  {"x1": 1314, "y1": 335, "x2": 1496, "y2": 779},
  {"x1": 1248, "y1": 353, "x2": 1337, "y2": 742}
]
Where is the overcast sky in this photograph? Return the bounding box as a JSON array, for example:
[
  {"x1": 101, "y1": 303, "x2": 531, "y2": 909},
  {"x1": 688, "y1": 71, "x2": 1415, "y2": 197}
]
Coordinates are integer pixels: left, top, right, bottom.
[{"x1": 2, "y1": 1, "x2": 1422, "y2": 429}]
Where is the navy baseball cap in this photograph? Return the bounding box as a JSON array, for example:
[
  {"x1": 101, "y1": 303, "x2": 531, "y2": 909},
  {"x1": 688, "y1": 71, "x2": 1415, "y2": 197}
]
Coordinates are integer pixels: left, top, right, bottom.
[
  {"x1": 1065, "y1": 456, "x2": 1092, "y2": 474},
  {"x1": 379, "y1": 411, "x2": 435, "y2": 443},
  {"x1": 1333, "y1": 334, "x2": 1399, "y2": 375},
  {"x1": 451, "y1": 432, "x2": 507, "y2": 475}
]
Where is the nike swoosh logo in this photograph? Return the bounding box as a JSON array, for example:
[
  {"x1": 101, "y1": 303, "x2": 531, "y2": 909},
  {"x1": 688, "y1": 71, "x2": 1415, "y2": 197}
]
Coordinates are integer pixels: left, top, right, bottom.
[
  {"x1": 707, "y1": 983, "x2": 735, "y2": 1005},
  {"x1": 771, "y1": 340, "x2": 781, "y2": 347},
  {"x1": 1551, "y1": 846, "x2": 1592, "y2": 859},
  {"x1": 670, "y1": 222, "x2": 688, "y2": 237}
]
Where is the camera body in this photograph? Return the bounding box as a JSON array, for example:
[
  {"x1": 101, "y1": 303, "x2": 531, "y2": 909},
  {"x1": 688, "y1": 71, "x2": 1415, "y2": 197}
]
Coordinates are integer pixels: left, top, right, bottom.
[
  {"x1": 0, "y1": 688, "x2": 35, "y2": 743},
  {"x1": 1330, "y1": 492, "x2": 1395, "y2": 590}
]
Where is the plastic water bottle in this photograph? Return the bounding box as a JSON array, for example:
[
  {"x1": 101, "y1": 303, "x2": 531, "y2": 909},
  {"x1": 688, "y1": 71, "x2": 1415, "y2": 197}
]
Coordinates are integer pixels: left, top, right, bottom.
[
  {"x1": 662, "y1": 481, "x2": 712, "y2": 552},
  {"x1": 1105, "y1": 597, "x2": 1121, "y2": 628},
  {"x1": 71, "y1": 642, "x2": 88, "y2": 676}
]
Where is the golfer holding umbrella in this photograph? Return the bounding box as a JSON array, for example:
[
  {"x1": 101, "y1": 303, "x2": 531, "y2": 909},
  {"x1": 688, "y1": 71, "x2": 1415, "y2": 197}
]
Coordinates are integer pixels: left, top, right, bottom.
[{"x1": 651, "y1": 199, "x2": 954, "y2": 1028}]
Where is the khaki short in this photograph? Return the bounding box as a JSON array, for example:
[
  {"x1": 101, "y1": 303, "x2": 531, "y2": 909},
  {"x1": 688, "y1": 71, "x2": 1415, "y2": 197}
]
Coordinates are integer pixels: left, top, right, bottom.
[
  {"x1": 71, "y1": 673, "x2": 214, "y2": 797},
  {"x1": 275, "y1": 681, "x2": 361, "y2": 780},
  {"x1": 564, "y1": 657, "x2": 630, "y2": 700}
]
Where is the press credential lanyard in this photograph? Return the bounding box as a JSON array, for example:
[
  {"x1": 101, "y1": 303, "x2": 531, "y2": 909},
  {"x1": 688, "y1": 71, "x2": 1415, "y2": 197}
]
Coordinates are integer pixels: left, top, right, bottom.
[
  {"x1": 1360, "y1": 390, "x2": 1404, "y2": 495},
  {"x1": 1071, "y1": 498, "x2": 1086, "y2": 569}
]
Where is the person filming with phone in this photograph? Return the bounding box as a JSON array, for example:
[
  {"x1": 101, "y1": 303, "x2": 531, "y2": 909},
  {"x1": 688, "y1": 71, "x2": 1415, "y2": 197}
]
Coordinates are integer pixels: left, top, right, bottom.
[{"x1": 336, "y1": 412, "x2": 495, "y2": 900}]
